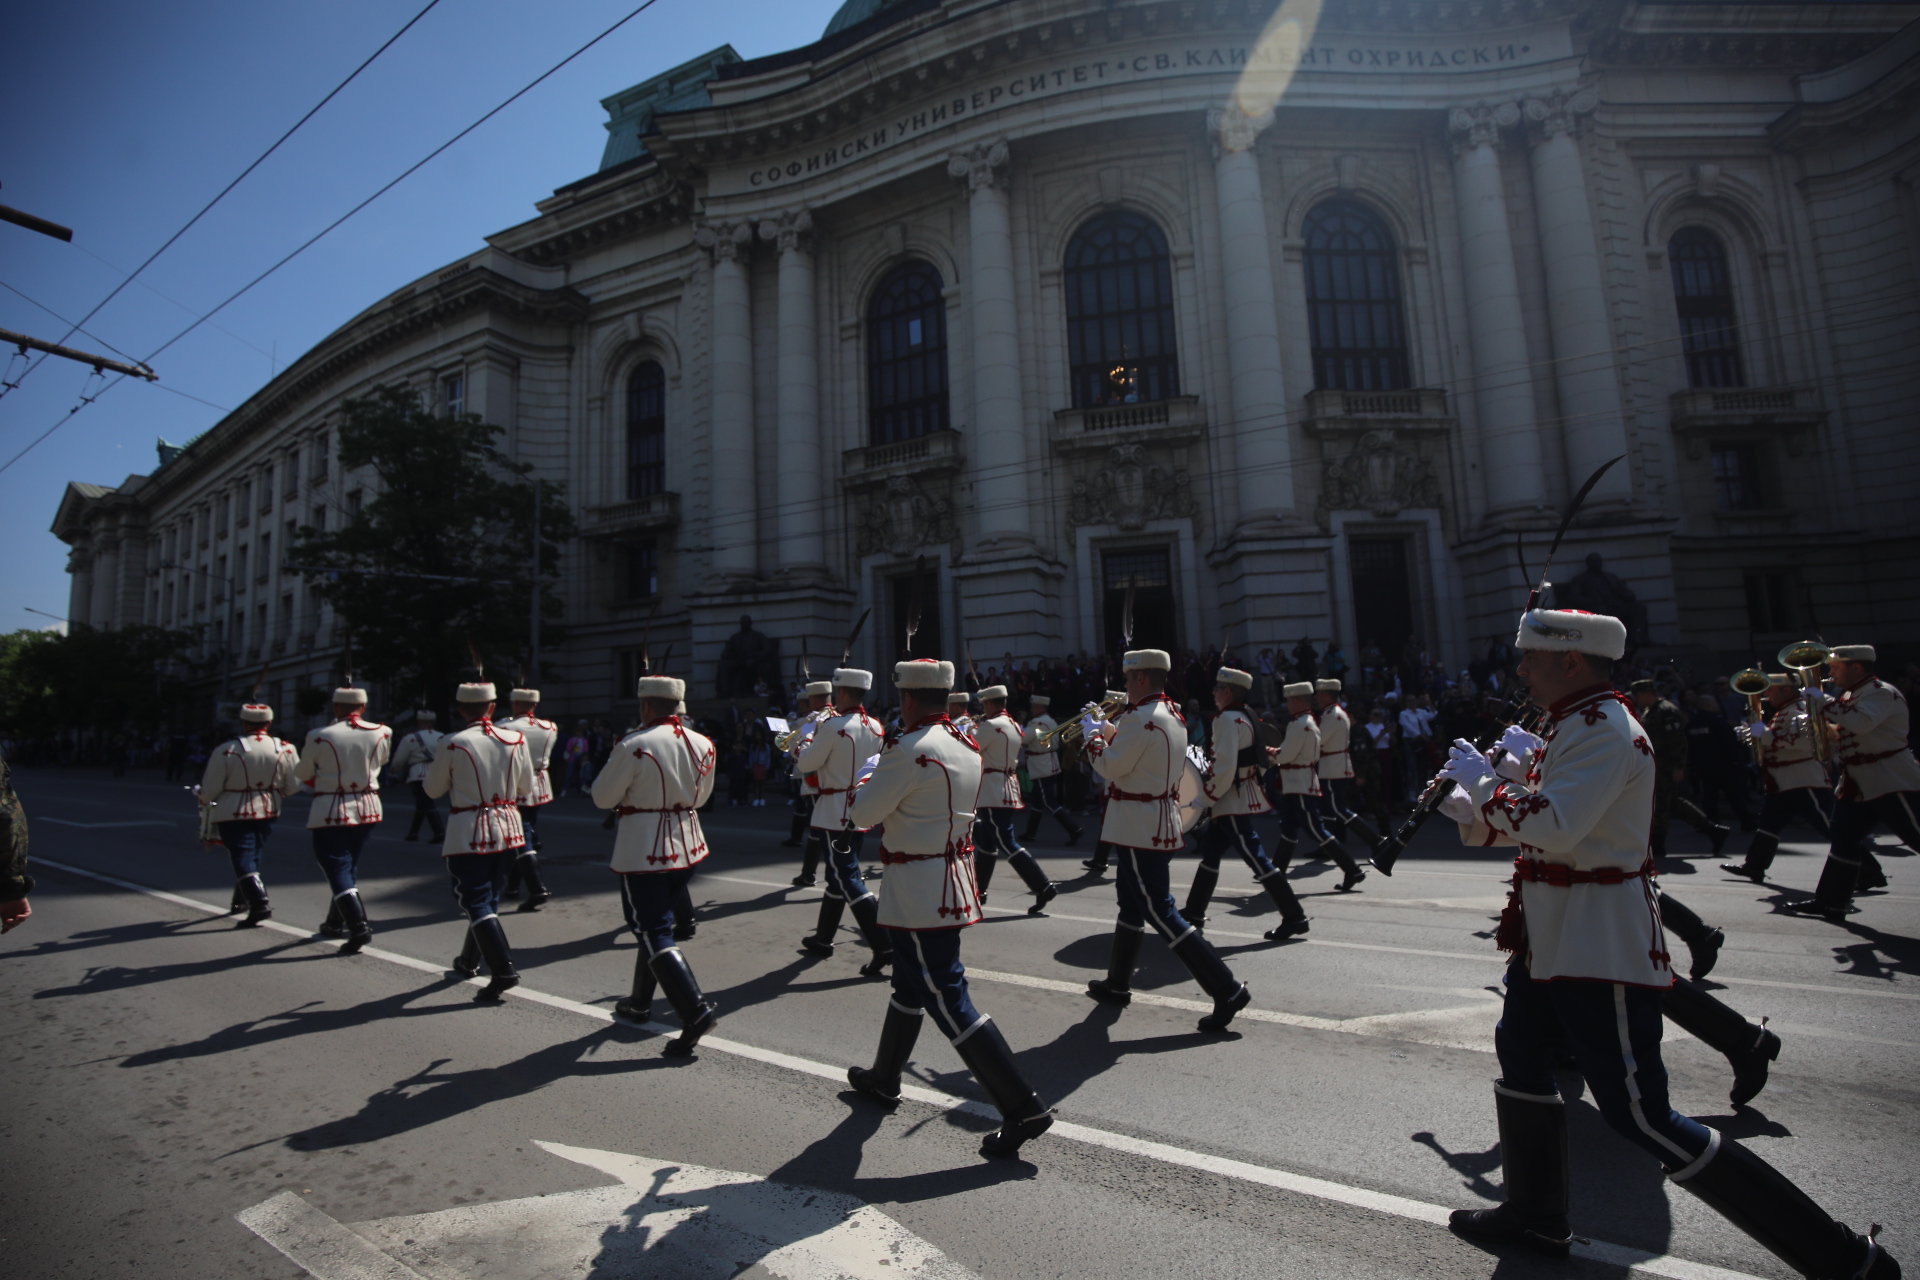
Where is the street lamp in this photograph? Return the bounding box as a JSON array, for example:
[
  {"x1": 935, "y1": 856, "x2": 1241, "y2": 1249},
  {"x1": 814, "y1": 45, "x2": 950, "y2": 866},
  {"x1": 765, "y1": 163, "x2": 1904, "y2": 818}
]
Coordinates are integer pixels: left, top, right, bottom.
[{"x1": 161, "y1": 559, "x2": 238, "y2": 718}]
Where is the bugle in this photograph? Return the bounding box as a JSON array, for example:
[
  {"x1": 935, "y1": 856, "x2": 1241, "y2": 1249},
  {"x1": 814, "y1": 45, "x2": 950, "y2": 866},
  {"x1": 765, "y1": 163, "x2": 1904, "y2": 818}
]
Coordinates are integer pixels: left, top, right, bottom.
[
  {"x1": 1730, "y1": 667, "x2": 1771, "y2": 766},
  {"x1": 1036, "y1": 693, "x2": 1127, "y2": 749},
  {"x1": 1776, "y1": 640, "x2": 1833, "y2": 763}
]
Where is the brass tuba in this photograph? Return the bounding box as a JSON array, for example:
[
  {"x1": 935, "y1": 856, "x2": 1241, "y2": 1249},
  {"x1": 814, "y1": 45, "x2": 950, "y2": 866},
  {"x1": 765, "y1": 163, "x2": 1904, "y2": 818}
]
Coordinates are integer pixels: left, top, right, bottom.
[
  {"x1": 1730, "y1": 667, "x2": 1772, "y2": 766},
  {"x1": 1776, "y1": 640, "x2": 1834, "y2": 762}
]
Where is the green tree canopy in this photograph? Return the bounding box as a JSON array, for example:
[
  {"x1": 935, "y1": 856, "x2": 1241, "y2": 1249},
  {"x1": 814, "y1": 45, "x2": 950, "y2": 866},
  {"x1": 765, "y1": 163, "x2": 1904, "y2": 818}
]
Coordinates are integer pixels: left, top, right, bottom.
[
  {"x1": 0, "y1": 625, "x2": 201, "y2": 735},
  {"x1": 290, "y1": 386, "x2": 575, "y2": 712}
]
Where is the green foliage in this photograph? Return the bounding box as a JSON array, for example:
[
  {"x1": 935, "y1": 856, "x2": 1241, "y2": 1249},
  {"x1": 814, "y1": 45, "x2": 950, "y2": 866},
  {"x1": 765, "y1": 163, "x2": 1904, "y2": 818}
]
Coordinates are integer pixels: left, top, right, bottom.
[
  {"x1": 0, "y1": 625, "x2": 201, "y2": 734},
  {"x1": 289, "y1": 386, "x2": 576, "y2": 711}
]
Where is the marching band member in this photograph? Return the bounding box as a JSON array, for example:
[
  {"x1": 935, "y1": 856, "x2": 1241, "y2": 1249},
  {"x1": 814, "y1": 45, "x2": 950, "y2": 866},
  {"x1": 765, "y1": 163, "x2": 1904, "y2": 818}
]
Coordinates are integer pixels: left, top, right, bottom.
[
  {"x1": 1442, "y1": 609, "x2": 1893, "y2": 1277},
  {"x1": 497, "y1": 687, "x2": 558, "y2": 910},
  {"x1": 198, "y1": 701, "x2": 299, "y2": 927},
  {"x1": 390, "y1": 710, "x2": 446, "y2": 843},
  {"x1": 1314, "y1": 678, "x2": 1381, "y2": 849},
  {"x1": 1801, "y1": 643, "x2": 1920, "y2": 918},
  {"x1": 795, "y1": 668, "x2": 891, "y2": 975},
  {"x1": 947, "y1": 690, "x2": 974, "y2": 732},
  {"x1": 1630, "y1": 681, "x2": 1733, "y2": 857},
  {"x1": 1272, "y1": 681, "x2": 1365, "y2": 892},
  {"x1": 783, "y1": 680, "x2": 833, "y2": 864},
  {"x1": 293, "y1": 685, "x2": 392, "y2": 953},
  {"x1": 845, "y1": 658, "x2": 1054, "y2": 1159},
  {"x1": 1183, "y1": 667, "x2": 1308, "y2": 941},
  {"x1": 1018, "y1": 695, "x2": 1084, "y2": 845},
  {"x1": 592, "y1": 673, "x2": 720, "y2": 1056},
  {"x1": 970, "y1": 685, "x2": 1057, "y2": 915},
  {"x1": 424, "y1": 681, "x2": 534, "y2": 1002},
  {"x1": 1083, "y1": 650, "x2": 1251, "y2": 1033},
  {"x1": 1722, "y1": 673, "x2": 1833, "y2": 882},
  {"x1": 1081, "y1": 689, "x2": 1127, "y2": 876}
]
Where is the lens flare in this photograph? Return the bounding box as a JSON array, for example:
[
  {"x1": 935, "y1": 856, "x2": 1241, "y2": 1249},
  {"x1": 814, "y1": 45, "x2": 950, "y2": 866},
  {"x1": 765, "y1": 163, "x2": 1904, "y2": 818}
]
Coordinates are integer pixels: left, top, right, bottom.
[{"x1": 1227, "y1": 0, "x2": 1323, "y2": 137}]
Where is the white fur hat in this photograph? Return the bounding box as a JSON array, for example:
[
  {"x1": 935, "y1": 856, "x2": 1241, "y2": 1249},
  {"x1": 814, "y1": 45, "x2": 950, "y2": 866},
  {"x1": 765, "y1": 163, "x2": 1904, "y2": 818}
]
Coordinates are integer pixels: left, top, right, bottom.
[
  {"x1": 1030, "y1": 695, "x2": 1051, "y2": 708},
  {"x1": 637, "y1": 675, "x2": 687, "y2": 701},
  {"x1": 978, "y1": 684, "x2": 1009, "y2": 701},
  {"x1": 510, "y1": 688, "x2": 540, "y2": 703},
  {"x1": 948, "y1": 690, "x2": 971, "y2": 703},
  {"x1": 1122, "y1": 649, "x2": 1171, "y2": 672},
  {"x1": 1283, "y1": 681, "x2": 1315, "y2": 699},
  {"x1": 239, "y1": 703, "x2": 273, "y2": 723},
  {"x1": 1766, "y1": 673, "x2": 1795, "y2": 686},
  {"x1": 896, "y1": 659, "x2": 955, "y2": 690},
  {"x1": 414, "y1": 708, "x2": 438, "y2": 721},
  {"x1": 456, "y1": 682, "x2": 497, "y2": 704},
  {"x1": 1214, "y1": 667, "x2": 1253, "y2": 690},
  {"x1": 1515, "y1": 608, "x2": 1628, "y2": 661},
  {"x1": 1315, "y1": 678, "x2": 1342, "y2": 693},
  {"x1": 333, "y1": 687, "x2": 368, "y2": 706},
  {"x1": 803, "y1": 680, "x2": 833, "y2": 697},
  {"x1": 832, "y1": 667, "x2": 873, "y2": 690},
  {"x1": 1830, "y1": 644, "x2": 1875, "y2": 663}
]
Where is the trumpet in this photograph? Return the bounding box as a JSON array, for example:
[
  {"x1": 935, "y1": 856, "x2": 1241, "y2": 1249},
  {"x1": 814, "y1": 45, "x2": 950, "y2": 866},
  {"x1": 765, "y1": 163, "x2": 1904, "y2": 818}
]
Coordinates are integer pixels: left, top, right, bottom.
[
  {"x1": 1776, "y1": 640, "x2": 1834, "y2": 762},
  {"x1": 1730, "y1": 667, "x2": 1771, "y2": 766},
  {"x1": 1036, "y1": 694, "x2": 1127, "y2": 749},
  {"x1": 775, "y1": 708, "x2": 828, "y2": 753}
]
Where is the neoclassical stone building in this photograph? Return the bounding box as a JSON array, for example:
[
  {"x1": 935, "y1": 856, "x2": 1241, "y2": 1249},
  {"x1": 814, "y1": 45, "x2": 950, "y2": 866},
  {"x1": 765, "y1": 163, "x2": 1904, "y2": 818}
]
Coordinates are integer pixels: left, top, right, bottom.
[{"x1": 53, "y1": 0, "x2": 1920, "y2": 715}]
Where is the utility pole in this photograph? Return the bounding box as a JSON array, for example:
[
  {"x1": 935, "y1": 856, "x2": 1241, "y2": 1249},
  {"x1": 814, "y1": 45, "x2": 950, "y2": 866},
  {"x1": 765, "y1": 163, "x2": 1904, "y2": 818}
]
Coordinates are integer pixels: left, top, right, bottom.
[
  {"x1": 1, "y1": 327, "x2": 156, "y2": 380},
  {"x1": 529, "y1": 477, "x2": 542, "y2": 686}
]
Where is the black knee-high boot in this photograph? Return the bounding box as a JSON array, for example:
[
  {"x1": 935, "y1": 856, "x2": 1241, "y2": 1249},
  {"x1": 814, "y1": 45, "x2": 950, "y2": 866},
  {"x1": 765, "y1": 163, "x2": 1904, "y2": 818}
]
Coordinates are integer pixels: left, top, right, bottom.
[
  {"x1": 1020, "y1": 811, "x2": 1042, "y2": 842},
  {"x1": 847, "y1": 897, "x2": 893, "y2": 977},
  {"x1": 1658, "y1": 892, "x2": 1725, "y2": 979},
  {"x1": 848, "y1": 1002, "x2": 924, "y2": 1104},
  {"x1": 1259, "y1": 868, "x2": 1308, "y2": 939},
  {"x1": 1857, "y1": 848, "x2": 1888, "y2": 891},
  {"x1": 793, "y1": 830, "x2": 822, "y2": 887},
  {"x1": 1324, "y1": 837, "x2": 1367, "y2": 891},
  {"x1": 1184, "y1": 861, "x2": 1221, "y2": 927},
  {"x1": 229, "y1": 882, "x2": 247, "y2": 914},
  {"x1": 513, "y1": 851, "x2": 552, "y2": 911},
  {"x1": 1449, "y1": 1083, "x2": 1572, "y2": 1256},
  {"x1": 1662, "y1": 977, "x2": 1782, "y2": 1107},
  {"x1": 1082, "y1": 842, "x2": 1110, "y2": 873},
  {"x1": 650, "y1": 946, "x2": 716, "y2": 1057},
  {"x1": 1168, "y1": 933, "x2": 1250, "y2": 1032},
  {"x1": 974, "y1": 850, "x2": 999, "y2": 901},
  {"x1": 234, "y1": 874, "x2": 271, "y2": 927},
  {"x1": 319, "y1": 896, "x2": 345, "y2": 938},
  {"x1": 1088, "y1": 925, "x2": 1143, "y2": 1005},
  {"x1": 1808, "y1": 851, "x2": 1861, "y2": 917},
  {"x1": 333, "y1": 890, "x2": 373, "y2": 955},
  {"x1": 469, "y1": 916, "x2": 519, "y2": 1002},
  {"x1": 503, "y1": 855, "x2": 523, "y2": 899},
  {"x1": 952, "y1": 1018, "x2": 1054, "y2": 1159},
  {"x1": 782, "y1": 809, "x2": 808, "y2": 848},
  {"x1": 1724, "y1": 831, "x2": 1780, "y2": 881},
  {"x1": 1671, "y1": 1136, "x2": 1899, "y2": 1279},
  {"x1": 802, "y1": 896, "x2": 846, "y2": 956},
  {"x1": 452, "y1": 924, "x2": 481, "y2": 977},
  {"x1": 1272, "y1": 833, "x2": 1297, "y2": 874},
  {"x1": 1004, "y1": 848, "x2": 1057, "y2": 915},
  {"x1": 614, "y1": 946, "x2": 657, "y2": 1021}
]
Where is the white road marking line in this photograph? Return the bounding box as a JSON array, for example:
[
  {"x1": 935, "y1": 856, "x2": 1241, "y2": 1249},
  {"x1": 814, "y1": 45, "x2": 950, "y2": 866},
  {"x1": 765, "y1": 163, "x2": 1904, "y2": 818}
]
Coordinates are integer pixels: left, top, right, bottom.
[
  {"x1": 36, "y1": 817, "x2": 181, "y2": 828},
  {"x1": 41, "y1": 856, "x2": 1765, "y2": 1280},
  {"x1": 235, "y1": 1191, "x2": 431, "y2": 1280},
  {"x1": 1715, "y1": 975, "x2": 1920, "y2": 1002}
]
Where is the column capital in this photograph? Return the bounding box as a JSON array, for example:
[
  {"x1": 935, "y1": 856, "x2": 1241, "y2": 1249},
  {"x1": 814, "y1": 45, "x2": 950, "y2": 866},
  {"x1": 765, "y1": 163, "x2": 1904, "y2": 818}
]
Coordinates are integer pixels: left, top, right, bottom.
[
  {"x1": 1522, "y1": 86, "x2": 1599, "y2": 143},
  {"x1": 1448, "y1": 101, "x2": 1521, "y2": 155},
  {"x1": 1208, "y1": 106, "x2": 1274, "y2": 159},
  {"x1": 757, "y1": 207, "x2": 813, "y2": 254},
  {"x1": 947, "y1": 139, "x2": 1009, "y2": 192},
  {"x1": 693, "y1": 220, "x2": 755, "y2": 263}
]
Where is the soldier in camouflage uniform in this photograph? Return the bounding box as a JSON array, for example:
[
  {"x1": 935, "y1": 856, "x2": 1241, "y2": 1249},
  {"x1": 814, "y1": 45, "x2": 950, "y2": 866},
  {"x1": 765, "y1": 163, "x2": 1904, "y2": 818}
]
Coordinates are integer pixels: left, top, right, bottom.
[
  {"x1": 1630, "y1": 680, "x2": 1731, "y2": 857},
  {"x1": 1, "y1": 756, "x2": 33, "y2": 933}
]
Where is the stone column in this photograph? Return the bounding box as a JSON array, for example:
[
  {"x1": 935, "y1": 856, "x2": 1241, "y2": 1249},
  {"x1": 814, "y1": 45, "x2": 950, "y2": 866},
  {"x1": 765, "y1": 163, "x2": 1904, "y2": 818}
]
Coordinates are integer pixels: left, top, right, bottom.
[
  {"x1": 67, "y1": 546, "x2": 93, "y2": 628},
  {"x1": 91, "y1": 533, "x2": 120, "y2": 628},
  {"x1": 759, "y1": 208, "x2": 823, "y2": 571},
  {"x1": 1209, "y1": 107, "x2": 1293, "y2": 527},
  {"x1": 947, "y1": 140, "x2": 1030, "y2": 548},
  {"x1": 1449, "y1": 102, "x2": 1547, "y2": 516},
  {"x1": 1523, "y1": 87, "x2": 1632, "y2": 505},
  {"x1": 694, "y1": 220, "x2": 758, "y2": 579}
]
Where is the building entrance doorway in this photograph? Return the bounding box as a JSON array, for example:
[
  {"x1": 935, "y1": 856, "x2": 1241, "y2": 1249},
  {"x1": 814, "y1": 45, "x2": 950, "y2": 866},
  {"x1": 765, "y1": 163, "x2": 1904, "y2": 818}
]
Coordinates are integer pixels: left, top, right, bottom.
[
  {"x1": 887, "y1": 562, "x2": 942, "y2": 664},
  {"x1": 1102, "y1": 547, "x2": 1176, "y2": 657},
  {"x1": 1349, "y1": 536, "x2": 1415, "y2": 665}
]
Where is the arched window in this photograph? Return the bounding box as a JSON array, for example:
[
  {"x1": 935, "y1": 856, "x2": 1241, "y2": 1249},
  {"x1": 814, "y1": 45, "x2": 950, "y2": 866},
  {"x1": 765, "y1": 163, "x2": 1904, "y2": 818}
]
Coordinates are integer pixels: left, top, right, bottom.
[
  {"x1": 626, "y1": 361, "x2": 666, "y2": 499},
  {"x1": 867, "y1": 261, "x2": 950, "y2": 446},
  {"x1": 1669, "y1": 227, "x2": 1744, "y2": 388},
  {"x1": 1303, "y1": 201, "x2": 1410, "y2": 391},
  {"x1": 1064, "y1": 210, "x2": 1179, "y2": 407}
]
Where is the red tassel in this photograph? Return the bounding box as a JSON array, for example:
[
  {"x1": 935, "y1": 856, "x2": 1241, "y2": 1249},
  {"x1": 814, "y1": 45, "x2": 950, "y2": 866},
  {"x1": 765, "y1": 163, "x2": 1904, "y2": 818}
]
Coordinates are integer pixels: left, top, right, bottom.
[{"x1": 1495, "y1": 870, "x2": 1527, "y2": 954}]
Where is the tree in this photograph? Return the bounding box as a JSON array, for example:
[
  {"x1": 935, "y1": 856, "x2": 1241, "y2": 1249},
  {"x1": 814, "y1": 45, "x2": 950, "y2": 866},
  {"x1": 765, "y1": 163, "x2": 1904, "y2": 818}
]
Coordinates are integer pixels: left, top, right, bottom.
[
  {"x1": 0, "y1": 625, "x2": 201, "y2": 736},
  {"x1": 290, "y1": 386, "x2": 576, "y2": 712}
]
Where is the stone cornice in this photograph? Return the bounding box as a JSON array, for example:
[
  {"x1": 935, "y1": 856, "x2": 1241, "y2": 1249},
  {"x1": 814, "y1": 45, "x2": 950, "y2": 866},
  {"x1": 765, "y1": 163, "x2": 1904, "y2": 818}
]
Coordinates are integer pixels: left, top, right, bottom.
[{"x1": 495, "y1": 163, "x2": 695, "y2": 266}]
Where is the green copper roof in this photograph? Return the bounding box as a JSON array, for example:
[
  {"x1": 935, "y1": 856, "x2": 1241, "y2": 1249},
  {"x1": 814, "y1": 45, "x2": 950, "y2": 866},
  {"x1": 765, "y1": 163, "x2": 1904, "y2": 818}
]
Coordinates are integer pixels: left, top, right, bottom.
[
  {"x1": 823, "y1": 0, "x2": 912, "y2": 37},
  {"x1": 597, "y1": 45, "x2": 741, "y2": 171}
]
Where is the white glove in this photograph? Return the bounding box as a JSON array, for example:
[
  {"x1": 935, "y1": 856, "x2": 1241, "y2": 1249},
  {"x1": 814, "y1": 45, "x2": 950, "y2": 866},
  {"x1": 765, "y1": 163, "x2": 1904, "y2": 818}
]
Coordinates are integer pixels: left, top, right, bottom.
[
  {"x1": 1080, "y1": 714, "x2": 1106, "y2": 740},
  {"x1": 855, "y1": 753, "x2": 881, "y2": 785},
  {"x1": 1494, "y1": 753, "x2": 1530, "y2": 784},
  {"x1": 1497, "y1": 724, "x2": 1544, "y2": 759},
  {"x1": 1436, "y1": 784, "x2": 1477, "y2": 825},
  {"x1": 1803, "y1": 688, "x2": 1831, "y2": 709},
  {"x1": 1437, "y1": 738, "x2": 1496, "y2": 789},
  {"x1": 1747, "y1": 717, "x2": 1772, "y2": 743}
]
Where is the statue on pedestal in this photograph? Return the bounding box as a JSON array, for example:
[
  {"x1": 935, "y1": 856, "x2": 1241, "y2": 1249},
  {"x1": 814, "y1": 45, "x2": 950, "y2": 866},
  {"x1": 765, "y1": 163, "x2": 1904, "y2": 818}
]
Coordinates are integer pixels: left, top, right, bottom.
[
  {"x1": 1551, "y1": 554, "x2": 1650, "y2": 654},
  {"x1": 716, "y1": 615, "x2": 778, "y2": 699}
]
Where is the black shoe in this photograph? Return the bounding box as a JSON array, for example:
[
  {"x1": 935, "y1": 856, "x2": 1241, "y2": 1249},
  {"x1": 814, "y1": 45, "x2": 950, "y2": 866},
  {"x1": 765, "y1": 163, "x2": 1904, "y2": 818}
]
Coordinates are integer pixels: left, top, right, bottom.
[
  {"x1": 1448, "y1": 1204, "x2": 1573, "y2": 1258},
  {"x1": 518, "y1": 892, "x2": 550, "y2": 911},
  {"x1": 951, "y1": 1018, "x2": 1054, "y2": 1159},
  {"x1": 452, "y1": 927, "x2": 482, "y2": 978},
  {"x1": 333, "y1": 892, "x2": 373, "y2": 955},
  {"x1": 1721, "y1": 861, "x2": 1766, "y2": 883},
  {"x1": 1028, "y1": 883, "x2": 1058, "y2": 916},
  {"x1": 1264, "y1": 918, "x2": 1310, "y2": 941},
  {"x1": 1450, "y1": 1082, "x2": 1573, "y2": 1256},
  {"x1": 1730, "y1": 1024, "x2": 1782, "y2": 1109},
  {"x1": 469, "y1": 916, "x2": 519, "y2": 1001},
  {"x1": 234, "y1": 876, "x2": 271, "y2": 928},
  {"x1": 1081, "y1": 856, "x2": 1108, "y2": 874},
  {"x1": 613, "y1": 997, "x2": 652, "y2": 1022},
  {"x1": 790, "y1": 873, "x2": 817, "y2": 887},
  {"x1": 848, "y1": 1005, "x2": 923, "y2": 1106},
  {"x1": 1709, "y1": 823, "x2": 1732, "y2": 855},
  {"x1": 1064, "y1": 825, "x2": 1083, "y2": 847},
  {"x1": 1197, "y1": 983, "x2": 1251, "y2": 1034},
  {"x1": 672, "y1": 920, "x2": 697, "y2": 941},
  {"x1": 613, "y1": 948, "x2": 656, "y2": 1021},
  {"x1": 1089, "y1": 926, "x2": 1140, "y2": 1005},
  {"x1": 1339, "y1": 866, "x2": 1367, "y2": 892},
  {"x1": 981, "y1": 1112, "x2": 1055, "y2": 1159},
  {"x1": 1689, "y1": 927, "x2": 1725, "y2": 981},
  {"x1": 802, "y1": 896, "x2": 844, "y2": 957},
  {"x1": 1087, "y1": 978, "x2": 1132, "y2": 1005},
  {"x1": 848, "y1": 897, "x2": 893, "y2": 978},
  {"x1": 501, "y1": 886, "x2": 520, "y2": 899}
]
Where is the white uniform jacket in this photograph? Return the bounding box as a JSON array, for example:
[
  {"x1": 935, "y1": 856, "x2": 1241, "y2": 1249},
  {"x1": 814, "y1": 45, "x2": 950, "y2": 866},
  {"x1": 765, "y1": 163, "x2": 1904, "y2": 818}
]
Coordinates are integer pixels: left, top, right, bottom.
[
  {"x1": 591, "y1": 717, "x2": 717, "y2": 873},
  {"x1": 795, "y1": 708, "x2": 886, "y2": 831},
  {"x1": 1272, "y1": 714, "x2": 1323, "y2": 796},
  {"x1": 1823, "y1": 678, "x2": 1920, "y2": 802},
  {"x1": 1752, "y1": 697, "x2": 1829, "y2": 794},
  {"x1": 422, "y1": 719, "x2": 532, "y2": 855},
  {"x1": 1317, "y1": 704, "x2": 1355, "y2": 781},
  {"x1": 1092, "y1": 695, "x2": 1187, "y2": 851},
  {"x1": 851, "y1": 717, "x2": 983, "y2": 930},
  {"x1": 789, "y1": 710, "x2": 829, "y2": 797},
  {"x1": 388, "y1": 729, "x2": 445, "y2": 786},
  {"x1": 496, "y1": 714, "x2": 558, "y2": 806},
  {"x1": 974, "y1": 712, "x2": 1024, "y2": 809},
  {"x1": 294, "y1": 715, "x2": 393, "y2": 828},
  {"x1": 200, "y1": 731, "x2": 299, "y2": 823},
  {"x1": 1456, "y1": 685, "x2": 1669, "y2": 989},
  {"x1": 1203, "y1": 707, "x2": 1269, "y2": 818},
  {"x1": 1022, "y1": 715, "x2": 1061, "y2": 779}
]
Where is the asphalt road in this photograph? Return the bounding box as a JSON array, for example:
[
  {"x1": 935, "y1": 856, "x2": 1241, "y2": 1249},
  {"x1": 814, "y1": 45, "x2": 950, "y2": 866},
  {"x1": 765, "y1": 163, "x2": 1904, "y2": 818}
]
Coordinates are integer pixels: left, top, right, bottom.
[{"x1": 4, "y1": 769, "x2": 1916, "y2": 1279}]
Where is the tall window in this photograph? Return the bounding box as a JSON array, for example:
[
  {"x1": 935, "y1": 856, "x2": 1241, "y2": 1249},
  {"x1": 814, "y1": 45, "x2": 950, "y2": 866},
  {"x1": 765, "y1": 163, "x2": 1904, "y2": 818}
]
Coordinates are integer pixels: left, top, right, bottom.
[
  {"x1": 443, "y1": 373, "x2": 465, "y2": 418},
  {"x1": 867, "y1": 261, "x2": 949, "y2": 445},
  {"x1": 1711, "y1": 441, "x2": 1765, "y2": 510},
  {"x1": 1743, "y1": 571, "x2": 1797, "y2": 633},
  {"x1": 1670, "y1": 227, "x2": 1744, "y2": 388},
  {"x1": 628, "y1": 539, "x2": 659, "y2": 598},
  {"x1": 1065, "y1": 211, "x2": 1179, "y2": 407},
  {"x1": 1303, "y1": 201, "x2": 1410, "y2": 391},
  {"x1": 626, "y1": 361, "x2": 666, "y2": 499}
]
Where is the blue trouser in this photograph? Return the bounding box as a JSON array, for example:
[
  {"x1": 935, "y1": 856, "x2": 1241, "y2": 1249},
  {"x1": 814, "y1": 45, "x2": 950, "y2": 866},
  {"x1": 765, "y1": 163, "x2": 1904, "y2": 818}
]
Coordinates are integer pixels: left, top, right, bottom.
[
  {"x1": 1028, "y1": 774, "x2": 1067, "y2": 814},
  {"x1": 1757, "y1": 788, "x2": 1832, "y2": 840},
  {"x1": 819, "y1": 827, "x2": 872, "y2": 904},
  {"x1": 1317, "y1": 777, "x2": 1357, "y2": 826},
  {"x1": 621, "y1": 868, "x2": 694, "y2": 957},
  {"x1": 518, "y1": 803, "x2": 542, "y2": 849},
  {"x1": 887, "y1": 925, "x2": 986, "y2": 1042},
  {"x1": 1114, "y1": 845, "x2": 1198, "y2": 943},
  {"x1": 1273, "y1": 793, "x2": 1332, "y2": 855},
  {"x1": 447, "y1": 851, "x2": 509, "y2": 923},
  {"x1": 1496, "y1": 958, "x2": 1712, "y2": 1171},
  {"x1": 311, "y1": 825, "x2": 374, "y2": 896},
  {"x1": 1194, "y1": 812, "x2": 1283, "y2": 882},
  {"x1": 406, "y1": 781, "x2": 445, "y2": 840},
  {"x1": 218, "y1": 819, "x2": 274, "y2": 878},
  {"x1": 973, "y1": 807, "x2": 1021, "y2": 857}
]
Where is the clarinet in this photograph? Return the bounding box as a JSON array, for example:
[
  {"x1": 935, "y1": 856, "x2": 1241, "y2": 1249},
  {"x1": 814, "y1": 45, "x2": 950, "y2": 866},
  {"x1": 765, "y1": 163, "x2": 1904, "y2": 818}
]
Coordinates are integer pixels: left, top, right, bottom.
[{"x1": 1369, "y1": 695, "x2": 1538, "y2": 876}]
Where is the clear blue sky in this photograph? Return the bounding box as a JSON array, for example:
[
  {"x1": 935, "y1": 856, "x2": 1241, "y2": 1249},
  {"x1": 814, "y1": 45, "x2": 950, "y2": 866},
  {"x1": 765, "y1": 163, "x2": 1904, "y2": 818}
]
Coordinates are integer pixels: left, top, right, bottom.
[{"x1": 0, "y1": 0, "x2": 843, "y2": 632}]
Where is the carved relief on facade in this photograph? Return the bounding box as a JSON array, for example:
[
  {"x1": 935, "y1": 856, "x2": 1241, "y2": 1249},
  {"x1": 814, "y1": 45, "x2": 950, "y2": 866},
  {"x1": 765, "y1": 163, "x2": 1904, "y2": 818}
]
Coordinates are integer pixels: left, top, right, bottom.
[
  {"x1": 1067, "y1": 443, "x2": 1198, "y2": 531},
  {"x1": 1317, "y1": 429, "x2": 1440, "y2": 520},
  {"x1": 854, "y1": 474, "x2": 956, "y2": 556}
]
